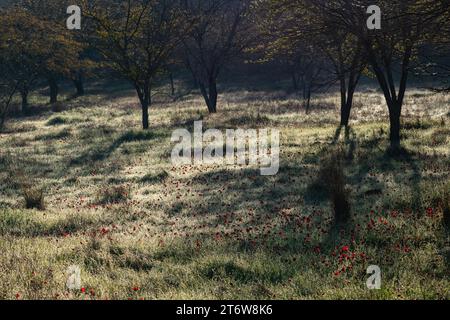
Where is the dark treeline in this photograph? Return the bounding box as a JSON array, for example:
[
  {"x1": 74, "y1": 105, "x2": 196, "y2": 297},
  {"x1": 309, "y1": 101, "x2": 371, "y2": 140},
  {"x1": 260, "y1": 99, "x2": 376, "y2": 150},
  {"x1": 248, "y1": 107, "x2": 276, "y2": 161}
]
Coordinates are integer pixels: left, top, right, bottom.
[{"x1": 0, "y1": 0, "x2": 449, "y2": 151}]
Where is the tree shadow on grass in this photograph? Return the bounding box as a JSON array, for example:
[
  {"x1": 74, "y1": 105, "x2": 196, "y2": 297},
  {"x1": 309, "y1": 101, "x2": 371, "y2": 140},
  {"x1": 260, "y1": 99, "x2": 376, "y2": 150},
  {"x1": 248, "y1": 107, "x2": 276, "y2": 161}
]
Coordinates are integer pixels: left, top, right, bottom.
[{"x1": 70, "y1": 130, "x2": 168, "y2": 167}]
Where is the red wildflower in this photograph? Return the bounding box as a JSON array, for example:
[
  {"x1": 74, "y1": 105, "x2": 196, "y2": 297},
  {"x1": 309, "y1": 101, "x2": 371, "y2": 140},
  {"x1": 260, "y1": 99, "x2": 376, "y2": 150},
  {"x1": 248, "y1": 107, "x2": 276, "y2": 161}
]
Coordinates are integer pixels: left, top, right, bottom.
[
  {"x1": 80, "y1": 287, "x2": 86, "y2": 293},
  {"x1": 341, "y1": 245, "x2": 350, "y2": 253}
]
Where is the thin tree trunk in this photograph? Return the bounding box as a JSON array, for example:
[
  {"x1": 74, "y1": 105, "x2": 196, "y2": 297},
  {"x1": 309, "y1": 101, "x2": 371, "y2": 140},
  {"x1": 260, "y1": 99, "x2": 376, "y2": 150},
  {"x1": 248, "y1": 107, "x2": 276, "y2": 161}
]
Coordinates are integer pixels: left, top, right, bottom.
[
  {"x1": 49, "y1": 77, "x2": 59, "y2": 104},
  {"x1": 21, "y1": 90, "x2": 29, "y2": 114},
  {"x1": 73, "y1": 73, "x2": 84, "y2": 96},
  {"x1": 304, "y1": 81, "x2": 312, "y2": 114},
  {"x1": 340, "y1": 80, "x2": 357, "y2": 127},
  {"x1": 0, "y1": 112, "x2": 6, "y2": 131},
  {"x1": 0, "y1": 85, "x2": 17, "y2": 130},
  {"x1": 185, "y1": 58, "x2": 199, "y2": 89},
  {"x1": 340, "y1": 102, "x2": 352, "y2": 127},
  {"x1": 169, "y1": 72, "x2": 175, "y2": 96},
  {"x1": 136, "y1": 83, "x2": 151, "y2": 130},
  {"x1": 306, "y1": 89, "x2": 311, "y2": 114},
  {"x1": 199, "y1": 80, "x2": 218, "y2": 114},
  {"x1": 292, "y1": 72, "x2": 299, "y2": 91},
  {"x1": 208, "y1": 79, "x2": 218, "y2": 113},
  {"x1": 199, "y1": 83, "x2": 210, "y2": 111},
  {"x1": 0, "y1": 103, "x2": 9, "y2": 129}
]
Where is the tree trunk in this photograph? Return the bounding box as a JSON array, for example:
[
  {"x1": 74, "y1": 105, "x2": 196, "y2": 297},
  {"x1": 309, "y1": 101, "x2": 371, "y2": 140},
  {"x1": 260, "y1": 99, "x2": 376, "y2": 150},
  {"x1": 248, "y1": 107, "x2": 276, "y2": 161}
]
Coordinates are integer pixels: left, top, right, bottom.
[
  {"x1": 304, "y1": 83, "x2": 311, "y2": 114},
  {"x1": 339, "y1": 75, "x2": 348, "y2": 126},
  {"x1": 340, "y1": 85, "x2": 356, "y2": 127},
  {"x1": 73, "y1": 73, "x2": 84, "y2": 96},
  {"x1": 169, "y1": 72, "x2": 175, "y2": 96},
  {"x1": 0, "y1": 107, "x2": 7, "y2": 130},
  {"x1": 136, "y1": 84, "x2": 151, "y2": 130},
  {"x1": 340, "y1": 101, "x2": 352, "y2": 127},
  {"x1": 0, "y1": 86, "x2": 17, "y2": 130},
  {"x1": 199, "y1": 79, "x2": 218, "y2": 114},
  {"x1": 292, "y1": 72, "x2": 299, "y2": 91},
  {"x1": 208, "y1": 79, "x2": 218, "y2": 113},
  {"x1": 49, "y1": 77, "x2": 59, "y2": 104},
  {"x1": 21, "y1": 90, "x2": 29, "y2": 114},
  {"x1": 388, "y1": 105, "x2": 401, "y2": 150},
  {"x1": 142, "y1": 101, "x2": 149, "y2": 130},
  {"x1": 0, "y1": 113, "x2": 6, "y2": 131}
]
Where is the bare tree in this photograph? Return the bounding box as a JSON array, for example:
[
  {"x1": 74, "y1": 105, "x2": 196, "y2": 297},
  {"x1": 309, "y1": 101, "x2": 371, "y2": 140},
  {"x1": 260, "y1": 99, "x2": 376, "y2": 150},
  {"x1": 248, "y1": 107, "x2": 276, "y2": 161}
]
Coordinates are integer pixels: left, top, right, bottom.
[
  {"x1": 287, "y1": 47, "x2": 330, "y2": 113},
  {"x1": 309, "y1": 0, "x2": 448, "y2": 150},
  {"x1": 84, "y1": 0, "x2": 188, "y2": 129},
  {"x1": 254, "y1": 0, "x2": 365, "y2": 124},
  {"x1": 180, "y1": 0, "x2": 252, "y2": 113}
]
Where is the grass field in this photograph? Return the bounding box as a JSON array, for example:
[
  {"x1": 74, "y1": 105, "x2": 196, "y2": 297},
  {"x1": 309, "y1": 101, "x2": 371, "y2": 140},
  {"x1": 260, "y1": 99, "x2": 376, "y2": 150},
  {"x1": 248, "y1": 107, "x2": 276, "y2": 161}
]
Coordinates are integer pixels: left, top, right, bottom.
[{"x1": 0, "y1": 82, "x2": 449, "y2": 300}]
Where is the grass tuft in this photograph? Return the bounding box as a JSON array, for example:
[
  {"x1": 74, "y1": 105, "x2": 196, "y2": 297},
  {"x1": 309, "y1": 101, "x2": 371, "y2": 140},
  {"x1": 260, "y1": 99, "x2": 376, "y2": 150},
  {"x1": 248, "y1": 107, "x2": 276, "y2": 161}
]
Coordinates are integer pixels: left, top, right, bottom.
[
  {"x1": 22, "y1": 185, "x2": 46, "y2": 211},
  {"x1": 96, "y1": 185, "x2": 131, "y2": 205},
  {"x1": 318, "y1": 149, "x2": 351, "y2": 224}
]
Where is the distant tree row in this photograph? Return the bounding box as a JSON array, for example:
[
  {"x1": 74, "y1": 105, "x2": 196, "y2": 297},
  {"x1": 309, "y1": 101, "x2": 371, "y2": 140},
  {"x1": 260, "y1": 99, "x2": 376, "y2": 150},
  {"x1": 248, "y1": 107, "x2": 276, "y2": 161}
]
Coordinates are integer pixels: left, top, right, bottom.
[{"x1": 0, "y1": 0, "x2": 449, "y2": 151}]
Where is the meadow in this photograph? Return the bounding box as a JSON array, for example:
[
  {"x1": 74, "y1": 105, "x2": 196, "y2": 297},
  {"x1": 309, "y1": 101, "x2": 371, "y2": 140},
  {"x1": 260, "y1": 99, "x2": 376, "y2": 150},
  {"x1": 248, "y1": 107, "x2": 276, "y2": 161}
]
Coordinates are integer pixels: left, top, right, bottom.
[{"x1": 0, "y1": 81, "x2": 449, "y2": 300}]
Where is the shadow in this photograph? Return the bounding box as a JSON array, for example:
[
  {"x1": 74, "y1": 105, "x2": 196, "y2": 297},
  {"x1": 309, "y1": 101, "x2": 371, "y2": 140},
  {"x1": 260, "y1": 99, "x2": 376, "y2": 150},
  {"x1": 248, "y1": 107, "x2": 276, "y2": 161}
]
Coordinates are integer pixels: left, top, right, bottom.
[
  {"x1": 332, "y1": 126, "x2": 343, "y2": 145},
  {"x1": 70, "y1": 129, "x2": 167, "y2": 167}
]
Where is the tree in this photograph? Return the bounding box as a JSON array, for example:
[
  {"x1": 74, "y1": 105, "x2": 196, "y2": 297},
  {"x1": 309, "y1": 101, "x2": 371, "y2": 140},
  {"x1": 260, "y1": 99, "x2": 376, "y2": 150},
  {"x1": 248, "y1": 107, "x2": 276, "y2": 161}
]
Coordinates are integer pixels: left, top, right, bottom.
[
  {"x1": 0, "y1": 7, "x2": 49, "y2": 114},
  {"x1": 83, "y1": 0, "x2": 188, "y2": 129},
  {"x1": 20, "y1": 0, "x2": 85, "y2": 104},
  {"x1": 309, "y1": 17, "x2": 366, "y2": 127},
  {"x1": 289, "y1": 47, "x2": 329, "y2": 114},
  {"x1": 415, "y1": 5, "x2": 450, "y2": 92},
  {"x1": 0, "y1": 66, "x2": 18, "y2": 130},
  {"x1": 255, "y1": 0, "x2": 366, "y2": 125},
  {"x1": 309, "y1": 0, "x2": 449, "y2": 150},
  {"x1": 268, "y1": 43, "x2": 330, "y2": 113},
  {"x1": 180, "y1": 0, "x2": 252, "y2": 113},
  {"x1": 0, "y1": 2, "x2": 83, "y2": 116}
]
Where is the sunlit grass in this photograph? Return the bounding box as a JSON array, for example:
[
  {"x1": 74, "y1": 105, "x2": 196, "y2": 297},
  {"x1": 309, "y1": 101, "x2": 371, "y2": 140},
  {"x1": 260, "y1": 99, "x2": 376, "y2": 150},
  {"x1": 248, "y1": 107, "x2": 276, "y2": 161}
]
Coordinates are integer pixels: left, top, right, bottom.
[{"x1": 0, "y1": 84, "x2": 449, "y2": 300}]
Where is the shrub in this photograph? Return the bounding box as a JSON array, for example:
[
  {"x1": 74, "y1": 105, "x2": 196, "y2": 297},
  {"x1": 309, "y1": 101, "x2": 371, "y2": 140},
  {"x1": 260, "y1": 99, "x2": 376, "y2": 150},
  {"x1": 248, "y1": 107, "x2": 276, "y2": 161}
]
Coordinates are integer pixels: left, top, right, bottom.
[
  {"x1": 140, "y1": 170, "x2": 169, "y2": 184},
  {"x1": 318, "y1": 149, "x2": 351, "y2": 224},
  {"x1": 430, "y1": 129, "x2": 449, "y2": 146},
  {"x1": 22, "y1": 185, "x2": 46, "y2": 210},
  {"x1": 96, "y1": 185, "x2": 131, "y2": 205},
  {"x1": 46, "y1": 116, "x2": 67, "y2": 126}
]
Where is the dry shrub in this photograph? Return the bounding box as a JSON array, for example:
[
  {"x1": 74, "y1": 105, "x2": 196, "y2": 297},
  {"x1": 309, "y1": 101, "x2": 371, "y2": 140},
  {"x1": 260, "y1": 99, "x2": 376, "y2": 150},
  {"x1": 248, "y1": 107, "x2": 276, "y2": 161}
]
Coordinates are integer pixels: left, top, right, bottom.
[
  {"x1": 319, "y1": 149, "x2": 351, "y2": 224},
  {"x1": 22, "y1": 185, "x2": 46, "y2": 210},
  {"x1": 96, "y1": 185, "x2": 131, "y2": 205},
  {"x1": 5, "y1": 160, "x2": 46, "y2": 210}
]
